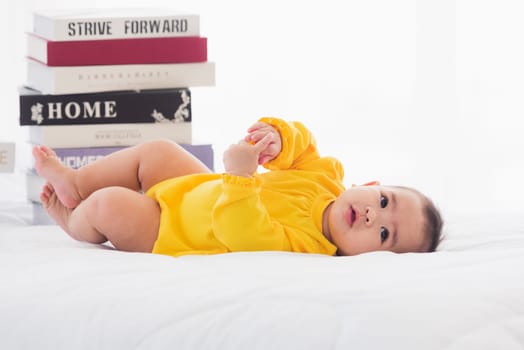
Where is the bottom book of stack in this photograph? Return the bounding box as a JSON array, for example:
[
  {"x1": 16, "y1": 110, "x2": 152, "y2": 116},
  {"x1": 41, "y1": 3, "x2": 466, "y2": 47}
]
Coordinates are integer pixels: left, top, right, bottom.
[{"x1": 27, "y1": 143, "x2": 214, "y2": 225}]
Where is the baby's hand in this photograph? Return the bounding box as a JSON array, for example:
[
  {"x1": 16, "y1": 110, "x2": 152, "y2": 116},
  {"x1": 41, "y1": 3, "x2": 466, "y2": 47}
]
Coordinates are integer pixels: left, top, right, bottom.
[
  {"x1": 223, "y1": 134, "x2": 273, "y2": 177},
  {"x1": 244, "y1": 122, "x2": 282, "y2": 164}
]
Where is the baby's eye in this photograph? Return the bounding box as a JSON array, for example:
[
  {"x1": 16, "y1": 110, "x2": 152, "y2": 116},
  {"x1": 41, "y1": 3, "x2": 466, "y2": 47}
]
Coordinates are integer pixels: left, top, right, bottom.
[
  {"x1": 380, "y1": 194, "x2": 389, "y2": 209},
  {"x1": 380, "y1": 226, "x2": 389, "y2": 243}
]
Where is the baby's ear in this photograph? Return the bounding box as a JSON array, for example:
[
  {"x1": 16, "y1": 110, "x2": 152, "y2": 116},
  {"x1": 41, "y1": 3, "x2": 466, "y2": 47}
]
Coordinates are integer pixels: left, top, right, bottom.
[{"x1": 358, "y1": 181, "x2": 380, "y2": 187}]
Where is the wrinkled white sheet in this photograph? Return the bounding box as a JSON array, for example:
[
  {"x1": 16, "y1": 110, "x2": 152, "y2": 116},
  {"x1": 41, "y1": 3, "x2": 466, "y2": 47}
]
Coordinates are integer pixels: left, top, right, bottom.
[{"x1": 1, "y1": 174, "x2": 524, "y2": 350}]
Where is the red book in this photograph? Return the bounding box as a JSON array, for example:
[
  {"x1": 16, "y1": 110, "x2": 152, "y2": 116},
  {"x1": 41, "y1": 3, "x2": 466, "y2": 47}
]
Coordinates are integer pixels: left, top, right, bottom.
[{"x1": 27, "y1": 33, "x2": 207, "y2": 66}]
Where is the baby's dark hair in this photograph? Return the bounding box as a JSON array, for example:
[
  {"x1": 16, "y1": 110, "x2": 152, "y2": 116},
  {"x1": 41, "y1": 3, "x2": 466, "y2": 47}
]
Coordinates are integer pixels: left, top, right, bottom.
[
  {"x1": 422, "y1": 196, "x2": 444, "y2": 252},
  {"x1": 394, "y1": 186, "x2": 443, "y2": 252}
]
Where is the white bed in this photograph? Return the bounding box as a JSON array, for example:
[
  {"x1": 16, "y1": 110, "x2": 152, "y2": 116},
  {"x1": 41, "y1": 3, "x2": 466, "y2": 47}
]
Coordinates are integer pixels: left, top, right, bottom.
[{"x1": 1, "y1": 173, "x2": 524, "y2": 350}]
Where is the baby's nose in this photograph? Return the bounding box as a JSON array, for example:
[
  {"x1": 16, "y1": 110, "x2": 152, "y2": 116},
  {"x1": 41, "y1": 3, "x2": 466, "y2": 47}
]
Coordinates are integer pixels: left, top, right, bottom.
[{"x1": 365, "y1": 206, "x2": 376, "y2": 225}]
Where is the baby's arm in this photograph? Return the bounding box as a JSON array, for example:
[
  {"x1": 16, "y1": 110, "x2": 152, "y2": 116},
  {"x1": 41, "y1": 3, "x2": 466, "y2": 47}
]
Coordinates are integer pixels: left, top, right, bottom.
[
  {"x1": 244, "y1": 122, "x2": 282, "y2": 165},
  {"x1": 223, "y1": 134, "x2": 273, "y2": 177},
  {"x1": 215, "y1": 133, "x2": 292, "y2": 252}
]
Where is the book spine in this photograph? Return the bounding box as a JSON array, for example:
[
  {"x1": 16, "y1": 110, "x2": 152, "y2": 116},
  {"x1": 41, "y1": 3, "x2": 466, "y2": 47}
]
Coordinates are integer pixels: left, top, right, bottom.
[
  {"x1": 49, "y1": 143, "x2": 214, "y2": 170},
  {"x1": 19, "y1": 87, "x2": 191, "y2": 126},
  {"x1": 26, "y1": 59, "x2": 215, "y2": 94},
  {"x1": 28, "y1": 35, "x2": 207, "y2": 66},
  {"x1": 180, "y1": 144, "x2": 214, "y2": 171},
  {"x1": 34, "y1": 14, "x2": 200, "y2": 41},
  {"x1": 53, "y1": 146, "x2": 127, "y2": 169},
  {"x1": 28, "y1": 122, "x2": 192, "y2": 148},
  {"x1": 0, "y1": 142, "x2": 16, "y2": 173}
]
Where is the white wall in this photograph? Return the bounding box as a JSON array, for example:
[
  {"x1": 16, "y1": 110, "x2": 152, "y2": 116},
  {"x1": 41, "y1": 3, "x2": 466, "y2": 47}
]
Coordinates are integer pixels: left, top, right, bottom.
[{"x1": 2, "y1": 0, "x2": 524, "y2": 215}]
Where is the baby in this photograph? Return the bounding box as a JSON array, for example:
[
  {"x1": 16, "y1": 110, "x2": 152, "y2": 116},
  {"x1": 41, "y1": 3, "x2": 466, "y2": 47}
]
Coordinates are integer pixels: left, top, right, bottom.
[{"x1": 33, "y1": 117, "x2": 443, "y2": 257}]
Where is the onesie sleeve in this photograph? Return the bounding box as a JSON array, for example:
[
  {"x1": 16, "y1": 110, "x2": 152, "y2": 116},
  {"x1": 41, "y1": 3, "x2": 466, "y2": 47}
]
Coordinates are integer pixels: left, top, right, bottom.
[
  {"x1": 211, "y1": 174, "x2": 292, "y2": 252},
  {"x1": 259, "y1": 117, "x2": 344, "y2": 181},
  {"x1": 258, "y1": 117, "x2": 318, "y2": 170}
]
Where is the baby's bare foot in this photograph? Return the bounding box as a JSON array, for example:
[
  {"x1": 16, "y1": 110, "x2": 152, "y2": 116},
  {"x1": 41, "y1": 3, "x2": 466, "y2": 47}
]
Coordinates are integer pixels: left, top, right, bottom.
[
  {"x1": 33, "y1": 145, "x2": 81, "y2": 208},
  {"x1": 41, "y1": 183, "x2": 77, "y2": 239}
]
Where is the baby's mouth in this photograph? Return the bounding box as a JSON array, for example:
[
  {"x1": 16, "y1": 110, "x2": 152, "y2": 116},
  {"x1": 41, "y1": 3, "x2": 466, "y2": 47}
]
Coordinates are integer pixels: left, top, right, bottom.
[{"x1": 346, "y1": 206, "x2": 356, "y2": 227}]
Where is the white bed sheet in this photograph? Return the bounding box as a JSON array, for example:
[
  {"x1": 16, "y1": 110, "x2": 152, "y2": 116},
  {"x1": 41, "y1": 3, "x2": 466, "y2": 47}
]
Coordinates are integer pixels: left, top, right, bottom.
[{"x1": 1, "y1": 174, "x2": 524, "y2": 349}]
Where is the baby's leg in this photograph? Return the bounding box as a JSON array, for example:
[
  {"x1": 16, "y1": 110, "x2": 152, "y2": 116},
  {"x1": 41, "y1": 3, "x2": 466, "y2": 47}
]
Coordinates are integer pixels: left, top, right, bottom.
[
  {"x1": 43, "y1": 185, "x2": 161, "y2": 252},
  {"x1": 33, "y1": 140, "x2": 211, "y2": 208}
]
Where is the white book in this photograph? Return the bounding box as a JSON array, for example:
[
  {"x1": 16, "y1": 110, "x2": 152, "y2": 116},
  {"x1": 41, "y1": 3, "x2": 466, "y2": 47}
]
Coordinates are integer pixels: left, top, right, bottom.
[
  {"x1": 26, "y1": 170, "x2": 46, "y2": 204},
  {"x1": 31, "y1": 202, "x2": 55, "y2": 225},
  {"x1": 33, "y1": 8, "x2": 200, "y2": 41},
  {"x1": 0, "y1": 142, "x2": 16, "y2": 173},
  {"x1": 28, "y1": 122, "x2": 192, "y2": 148},
  {"x1": 26, "y1": 59, "x2": 215, "y2": 95}
]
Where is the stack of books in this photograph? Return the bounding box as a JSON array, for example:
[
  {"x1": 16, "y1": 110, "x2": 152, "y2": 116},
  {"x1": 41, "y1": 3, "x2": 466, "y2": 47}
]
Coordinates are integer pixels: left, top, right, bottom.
[{"x1": 19, "y1": 8, "x2": 216, "y2": 224}]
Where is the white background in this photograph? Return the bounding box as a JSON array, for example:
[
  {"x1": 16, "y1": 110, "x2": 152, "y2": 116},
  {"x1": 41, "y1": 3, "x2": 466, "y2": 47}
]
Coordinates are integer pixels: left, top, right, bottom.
[{"x1": 1, "y1": 0, "x2": 524, "y2": 217}]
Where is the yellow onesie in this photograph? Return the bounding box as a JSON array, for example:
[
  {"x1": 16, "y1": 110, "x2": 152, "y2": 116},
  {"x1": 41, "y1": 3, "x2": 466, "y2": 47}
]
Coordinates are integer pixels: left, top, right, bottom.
[{"x1": 146, "y1": 117, "x2": 345, "y2": 257}]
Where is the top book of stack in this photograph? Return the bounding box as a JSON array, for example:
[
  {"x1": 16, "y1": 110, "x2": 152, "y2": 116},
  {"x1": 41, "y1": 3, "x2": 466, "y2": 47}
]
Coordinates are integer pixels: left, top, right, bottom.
[
  {"x1": 26, "y1": 8, "x2": 215, "y2": 94},
  {"x1": 32, "y1": 8, "x2": 200, "y2": 41}
]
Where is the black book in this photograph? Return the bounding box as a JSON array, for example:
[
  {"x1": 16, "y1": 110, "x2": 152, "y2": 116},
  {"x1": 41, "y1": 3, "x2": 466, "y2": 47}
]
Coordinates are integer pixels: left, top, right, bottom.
[{"x1": 19, "y1": 86, "x2": 191, "y2": 125}]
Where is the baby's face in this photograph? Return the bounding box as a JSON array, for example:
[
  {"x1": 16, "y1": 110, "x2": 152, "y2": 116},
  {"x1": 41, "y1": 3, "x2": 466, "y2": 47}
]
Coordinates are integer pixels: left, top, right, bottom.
[{"x1": 323, "y1": 185, "x2": 427, "y2": 255}]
